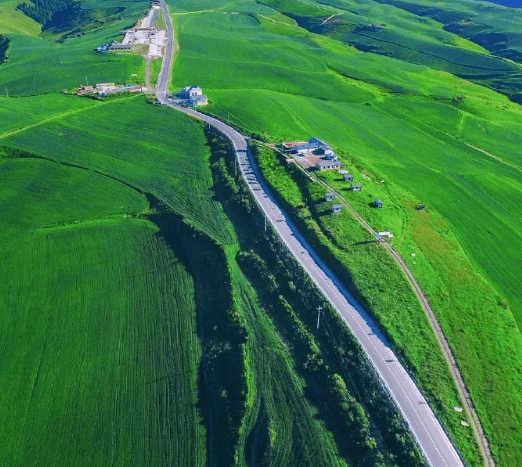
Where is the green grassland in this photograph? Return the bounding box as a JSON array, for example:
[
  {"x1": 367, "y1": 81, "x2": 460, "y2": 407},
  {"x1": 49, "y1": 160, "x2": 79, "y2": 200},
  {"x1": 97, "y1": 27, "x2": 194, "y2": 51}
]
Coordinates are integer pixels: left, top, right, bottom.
[
  {"x1": 261, "y1": 0, "x2": 522, "y2": 103},
  {"x1": 0, "y1": 99, "x2": 235, "y2": 466},
  {"x1": 170, "y1": 2, "x2": 522, "y2": 465},
  {"x1": 0, "y1": 25, "x2": 144, "y2": 96},
  {"x1": 0, "y1": 94, "x2": 116, "y2": 137},
  {"x1": 0, "y1": 157, "x2": 206, "y2": 467},
  {"x1": 2, "y1": 0, "x2": 522, "y2": 464},
  {"x1": 374, "y1": 0, "x2": 522, "y2": 60},
  {"x1": 0, "y1": 0, "x2": 150, "y2": 95},
  {"x1": 255, "y1": 145, "x2": 482, "y2": 465},
  {"x1": 2, "y1": 97, "x2": 234, "y2": 244},
  {"x1": 210, "y1": 130, "x2": 429, "y2": 467},
  {"x1": 0, "y1": 93, "x2": 433, "y2": 466},
  {"x1": 0, "y1": 0, "x2": 41, "y2": 35}
]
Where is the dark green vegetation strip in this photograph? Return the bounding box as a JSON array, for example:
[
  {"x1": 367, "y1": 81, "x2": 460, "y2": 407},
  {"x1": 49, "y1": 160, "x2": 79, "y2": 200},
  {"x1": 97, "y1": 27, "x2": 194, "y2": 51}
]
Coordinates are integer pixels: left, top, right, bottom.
[
  {"x1": 148, "y1": 204, "x2": 248, "y2": 466},
  {"x1": 0, "y1": 34, "x2": 9, "y2": 62},
  {"x1": 207, "y1": 126, "x2": 428, "y2": 466},
  {"x1": 17, "y1": 0, "x2": 91, "y2": 32}
]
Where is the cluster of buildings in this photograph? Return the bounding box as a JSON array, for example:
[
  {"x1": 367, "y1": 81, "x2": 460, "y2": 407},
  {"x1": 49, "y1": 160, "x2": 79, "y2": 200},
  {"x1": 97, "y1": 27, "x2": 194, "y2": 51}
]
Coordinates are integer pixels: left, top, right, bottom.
[
  {"x1": 95, "y1": 5, "x2": 165, "y2": 57},
  {"x1": 284, "y1": 137, "x2": 340, "y2": 170},
  {"x1": 76, "y1": 83, "x2": 143, "y2": 97},
  {"x1": 283, "y1": 137, "x2": 385, "y2": 214},
  {"x1": 325, "y1": 192, "x2": 382, "y2": 215},
  {"x1": 95, "y1": 41, "x2": 132, "y2": 53},
  {"x1": 174, "y1": 85, "x2": 209, "y2": 107}
]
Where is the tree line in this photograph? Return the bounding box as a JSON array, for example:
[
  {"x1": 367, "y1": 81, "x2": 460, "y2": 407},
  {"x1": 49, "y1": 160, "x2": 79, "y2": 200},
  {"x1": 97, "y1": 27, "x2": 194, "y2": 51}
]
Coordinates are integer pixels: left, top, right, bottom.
[
  {"x1": 17, "y1": 0, "x2": 90, "y2": 32},
  {"x1": 0, "y1": 36, "x2": 9, "y2": 64}
]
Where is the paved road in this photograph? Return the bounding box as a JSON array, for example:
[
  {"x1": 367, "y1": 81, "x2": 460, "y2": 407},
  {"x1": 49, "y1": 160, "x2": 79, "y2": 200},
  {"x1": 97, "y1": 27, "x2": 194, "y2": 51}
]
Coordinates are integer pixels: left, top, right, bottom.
[
  {"x1": 156, "y1": 0, "x2": 173, "y2": 103},
  {"x1": 156, "y1": 2, "x2": 465, "y2": 466}
]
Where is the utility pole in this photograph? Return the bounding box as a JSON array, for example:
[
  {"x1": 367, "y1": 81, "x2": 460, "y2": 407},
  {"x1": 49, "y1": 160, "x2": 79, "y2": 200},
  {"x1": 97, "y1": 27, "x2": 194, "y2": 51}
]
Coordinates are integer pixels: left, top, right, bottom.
[
  {"x1": 85, "y1": 75, "x2": 89, "y2": 86},
  {"x1": 316, "y1": 306, "x2": 322, "y2": 330},
  {"x1": 264, "y1": 213, "x2": 267, "y2": 232},
  {"x1": 5, "y1": 89, "x2": 8, "y2": 98}
]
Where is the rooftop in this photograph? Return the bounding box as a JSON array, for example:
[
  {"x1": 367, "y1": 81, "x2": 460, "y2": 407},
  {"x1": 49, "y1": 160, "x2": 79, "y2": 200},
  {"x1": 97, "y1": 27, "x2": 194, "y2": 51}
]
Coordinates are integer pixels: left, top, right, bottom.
[{"x1": 317, "y1": 160, "x2": 341, "y2": 168}]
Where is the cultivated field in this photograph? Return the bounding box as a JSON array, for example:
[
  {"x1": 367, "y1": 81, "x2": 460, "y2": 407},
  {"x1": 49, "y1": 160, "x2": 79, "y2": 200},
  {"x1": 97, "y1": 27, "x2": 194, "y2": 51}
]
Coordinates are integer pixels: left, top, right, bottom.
[
  {"x1": 1, "y1": 93, "x2": 408, "y2": 466},
  {"x1": 0, "y1": 157, "x2": 206, "y2": 466},
  {"x1": 2, "y1": 97, "x2": 234, "y2": 244}
]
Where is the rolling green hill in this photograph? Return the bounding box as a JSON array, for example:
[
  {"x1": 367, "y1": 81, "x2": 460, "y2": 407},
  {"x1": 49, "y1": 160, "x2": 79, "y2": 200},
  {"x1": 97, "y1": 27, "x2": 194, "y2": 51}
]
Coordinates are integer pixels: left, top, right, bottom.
[
  {"x1": 0, "y1": 93, "x2": 432, "y2": 466},
  {"x1": 0, "y1": 0, "x2": 41, "y2": 36},
  {"x1": 170, "y1": 2, "x2": 522, "y2": 465},
  {"x1": 0, "y1": 157, "x2": 207, "y2": 467},
  {"x1": 1, "y1": 0, "x2": 522, "y2": 464}
]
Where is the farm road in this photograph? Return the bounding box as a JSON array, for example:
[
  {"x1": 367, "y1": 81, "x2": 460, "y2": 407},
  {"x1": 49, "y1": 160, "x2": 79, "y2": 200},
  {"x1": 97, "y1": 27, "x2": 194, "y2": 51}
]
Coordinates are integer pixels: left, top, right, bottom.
[{"x1": 156, "y1": 1, "x2": 466, "y2": 465}]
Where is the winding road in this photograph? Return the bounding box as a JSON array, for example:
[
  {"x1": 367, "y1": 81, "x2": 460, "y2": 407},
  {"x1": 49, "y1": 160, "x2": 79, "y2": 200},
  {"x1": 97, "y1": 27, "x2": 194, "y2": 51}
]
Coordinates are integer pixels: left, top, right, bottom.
[{"x1": 156, "y1": 2, "x2": 465, "y2": 466}]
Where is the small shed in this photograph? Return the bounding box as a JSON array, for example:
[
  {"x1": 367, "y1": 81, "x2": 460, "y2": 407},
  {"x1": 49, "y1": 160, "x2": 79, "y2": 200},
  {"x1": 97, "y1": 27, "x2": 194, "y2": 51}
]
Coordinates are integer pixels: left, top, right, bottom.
[
  {"x1": 324, "y1": 193, "x2": 336, "y2": 202},
  {"x1": 343, "y1": 173, "x2": 354, "y2": 182},
  {"x1": 332, "y1": 204, "x2": 343, "y2": 213},
  {"x1": 373, "y1": 199, "x2": 383, "y2": 208},
  {"x1": 351, "y1": 183, "x2": 362, "y2": 192}
]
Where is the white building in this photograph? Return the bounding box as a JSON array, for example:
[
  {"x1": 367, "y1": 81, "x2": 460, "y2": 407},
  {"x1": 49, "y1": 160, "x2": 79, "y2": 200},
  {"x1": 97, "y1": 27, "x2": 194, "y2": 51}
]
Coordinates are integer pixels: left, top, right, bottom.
[{"x1": 184, "y1": 85, "x2": 203, "y2": 97}]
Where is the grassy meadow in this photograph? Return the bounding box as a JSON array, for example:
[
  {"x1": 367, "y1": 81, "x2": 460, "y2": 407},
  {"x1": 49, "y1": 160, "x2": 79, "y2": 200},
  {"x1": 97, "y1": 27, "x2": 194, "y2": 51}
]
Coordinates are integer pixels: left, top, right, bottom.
[
  {"x1": 0, "y1": 93, "x2": 433, "y2": 466},
  {"x1": 0, "y1": 0, "x2": 150, "y2": 95},
  {"x1": 0, "y1": 157, "x2": 206, "y2": 466},
  {"x1": 2, "y1": 0, "x2": 522, "y2": 464},
  {"x1": 2, "y1": 97, "x2": 234, "y2": 244},
  {"x1": 0, "y1": 88, "x2": 409, "y2": 466},
  {"x1": 170, "y1": 2, "x2": 522, "y2": 465}
]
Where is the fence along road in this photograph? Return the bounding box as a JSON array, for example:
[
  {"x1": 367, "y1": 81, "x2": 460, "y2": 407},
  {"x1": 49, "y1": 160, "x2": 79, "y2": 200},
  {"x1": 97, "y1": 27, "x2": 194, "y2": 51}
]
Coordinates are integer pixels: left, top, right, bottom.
[{"x1": 156, "y1": 2, "x2": 465, "y2": 465}]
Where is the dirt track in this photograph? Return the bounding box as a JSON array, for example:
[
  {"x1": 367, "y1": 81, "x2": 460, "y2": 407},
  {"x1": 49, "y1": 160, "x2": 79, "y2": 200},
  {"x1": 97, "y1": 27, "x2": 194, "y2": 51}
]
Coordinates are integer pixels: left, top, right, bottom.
[{"x1": 273, "y1": 145, "x2": 495, "y2": 467}]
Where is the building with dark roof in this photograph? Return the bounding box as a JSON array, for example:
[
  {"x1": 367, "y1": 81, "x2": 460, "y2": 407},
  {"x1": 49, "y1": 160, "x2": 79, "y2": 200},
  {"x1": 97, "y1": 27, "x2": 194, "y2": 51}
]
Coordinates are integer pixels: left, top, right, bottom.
[{"x1": 108, "y1": 42, "x2": 132, "y2": 51}]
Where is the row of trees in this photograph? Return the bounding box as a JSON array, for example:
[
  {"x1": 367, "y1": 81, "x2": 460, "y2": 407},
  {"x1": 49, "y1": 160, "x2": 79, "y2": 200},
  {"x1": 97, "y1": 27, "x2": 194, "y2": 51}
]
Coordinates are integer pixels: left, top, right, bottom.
[
  {"x1": 207, "y1": 126, "x2": 427, "y2": 466},
  {"x1": 0, "y1": 36, "x2": 9, "y2": 64},
  {"x1": 17, "y1": 0, "x2": 90, "y2": 32}
]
